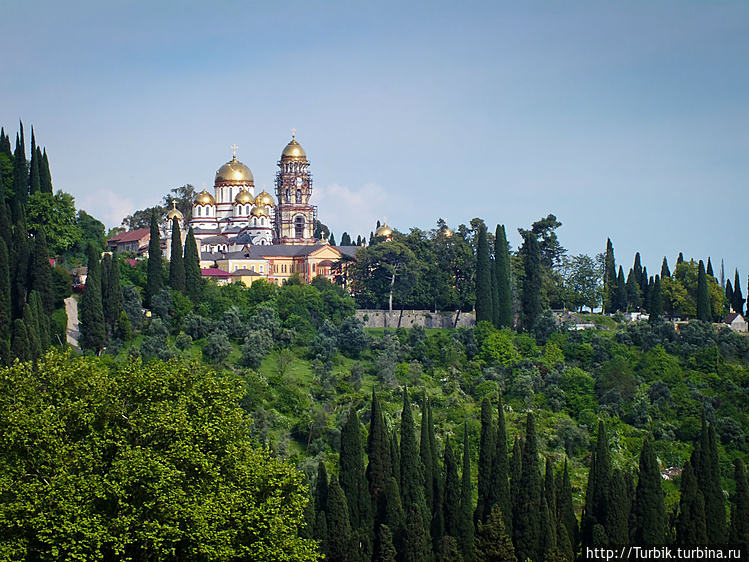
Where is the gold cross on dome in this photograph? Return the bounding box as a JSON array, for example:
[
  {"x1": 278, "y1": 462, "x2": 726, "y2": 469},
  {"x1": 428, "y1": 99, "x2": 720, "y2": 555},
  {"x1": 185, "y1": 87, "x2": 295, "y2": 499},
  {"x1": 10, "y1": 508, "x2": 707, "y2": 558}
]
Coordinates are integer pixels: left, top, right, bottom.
[
  {"x1": 231, "y1": 144, "x2": 238, "y2": 157},
  {"x1": 291, "y1": 127, "x2": 296, "y2": 139}
]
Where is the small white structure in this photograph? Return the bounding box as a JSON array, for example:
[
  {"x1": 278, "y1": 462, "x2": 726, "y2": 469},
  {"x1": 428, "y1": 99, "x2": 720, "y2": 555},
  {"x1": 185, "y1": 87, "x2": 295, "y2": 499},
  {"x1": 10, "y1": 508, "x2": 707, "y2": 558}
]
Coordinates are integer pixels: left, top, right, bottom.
[{"x1": 723, "y1": 312, "x2": 748, "y2": 333}]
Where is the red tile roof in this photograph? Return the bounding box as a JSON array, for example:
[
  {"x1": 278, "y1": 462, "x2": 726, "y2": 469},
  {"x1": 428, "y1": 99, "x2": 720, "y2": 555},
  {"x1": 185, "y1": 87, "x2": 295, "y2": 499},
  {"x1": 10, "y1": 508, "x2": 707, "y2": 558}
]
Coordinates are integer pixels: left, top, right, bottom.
[{"x1": 108, "y1": 228, "x2": 150, "y2": 244}]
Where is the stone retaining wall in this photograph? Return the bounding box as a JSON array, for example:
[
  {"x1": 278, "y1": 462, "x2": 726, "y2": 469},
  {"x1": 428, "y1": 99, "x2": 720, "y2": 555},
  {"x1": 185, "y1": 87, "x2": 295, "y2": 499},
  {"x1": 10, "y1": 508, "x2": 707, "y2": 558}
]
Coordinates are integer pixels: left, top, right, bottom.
[{"x1": 355, "y1": 309, "x2": 476, "y2": 329}]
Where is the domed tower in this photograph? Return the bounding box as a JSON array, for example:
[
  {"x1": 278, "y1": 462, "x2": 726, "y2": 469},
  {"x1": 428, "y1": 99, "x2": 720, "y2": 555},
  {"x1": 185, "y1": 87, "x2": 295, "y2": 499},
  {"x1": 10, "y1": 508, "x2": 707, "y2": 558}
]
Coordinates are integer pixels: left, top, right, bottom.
[
  {"x1": 214, "y1": 147, "x2": 255, "y2": 227},
  {"x1": 191, "y1": 186, "x2": 218, "y2": 232},
  {"x1": 274, "y1": 131, "x2": 317, "y2": 244}
]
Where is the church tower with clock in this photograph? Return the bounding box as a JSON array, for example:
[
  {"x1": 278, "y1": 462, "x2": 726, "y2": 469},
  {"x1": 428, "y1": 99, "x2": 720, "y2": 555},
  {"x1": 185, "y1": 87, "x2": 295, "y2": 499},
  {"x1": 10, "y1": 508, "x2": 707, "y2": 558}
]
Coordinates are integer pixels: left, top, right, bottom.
[{"x1": 273, "y1": 131, "x2": 317, "y2": 245}]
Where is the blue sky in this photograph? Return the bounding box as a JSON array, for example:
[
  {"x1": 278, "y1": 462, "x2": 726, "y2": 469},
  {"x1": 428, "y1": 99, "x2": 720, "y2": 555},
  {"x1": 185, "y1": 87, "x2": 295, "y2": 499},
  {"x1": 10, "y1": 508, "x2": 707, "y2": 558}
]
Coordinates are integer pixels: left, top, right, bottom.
[{"x1": 2, "y1": 1, "x2": 747, "y2": 279}]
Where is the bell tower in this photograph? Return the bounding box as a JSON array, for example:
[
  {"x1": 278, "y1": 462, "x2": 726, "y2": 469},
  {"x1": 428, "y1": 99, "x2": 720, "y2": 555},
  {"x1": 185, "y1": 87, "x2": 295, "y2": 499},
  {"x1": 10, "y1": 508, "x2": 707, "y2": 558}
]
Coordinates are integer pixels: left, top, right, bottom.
[{"x1": 274, "y1": 130, "x2": 317, "y2": 244}]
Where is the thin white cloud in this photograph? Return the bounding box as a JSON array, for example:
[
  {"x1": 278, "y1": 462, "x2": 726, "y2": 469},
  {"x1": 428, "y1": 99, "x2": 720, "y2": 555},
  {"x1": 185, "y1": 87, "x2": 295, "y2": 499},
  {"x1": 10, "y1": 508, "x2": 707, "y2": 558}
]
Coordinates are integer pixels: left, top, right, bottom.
[
  {"x1": 79, "y1": 189, "x2": 136, "y2": 230},
  {"x1": 314, "y1": 182, "x2": 390, "y2": 240}
]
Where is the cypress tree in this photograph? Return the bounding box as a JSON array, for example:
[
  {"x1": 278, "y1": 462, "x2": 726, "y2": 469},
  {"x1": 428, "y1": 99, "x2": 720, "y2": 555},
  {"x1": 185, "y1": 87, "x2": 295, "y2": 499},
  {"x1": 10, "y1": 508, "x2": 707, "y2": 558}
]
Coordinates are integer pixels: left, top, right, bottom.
[
  {"x1": 12, "y1": 128, "x2": 28, "y2": 212},
  {"x1": 583, "y1": 421, "x2": 611, "y2": 547},
  {"x1": 0, "y1": 239, "x2": 10, "y2": 344},
  {"x1": 400, "y1": 388, "x2": 430, "y2": 561},
  {"x1": 606, "y1": 469, "x2": 630, "y2": 546},
  {"x1": 556, "y1": 458, "x2": 578, "y2": 553},
  {"x1": 514, "y1": 413, "x2": 542, "y2": 562},
  {"x1": 694, "y1": 418, "x2": 727, "y2": 545},
  {"x1": 492, "y1": 393, "x2": 512, "y2": 535},
  {"x1": 104, "y1": 253, "x2": 124, "y2": 333},
  {"x1": 316, "y1": 460, "x2": 330, "y2": 516},
  {"x1": 475, "y1": 505, "x2": 517, "y2": 562},
  {"x1": 367, "y1": 392, "x2": 394, "y2": 548},
  {"x1": 0, "y1": 204, "x2": 12, "y2": 250},
  {"x1": 649, "y1": 275, "x2": 662, "y2": 322},
  {"x1": 427, "y1": 401, "x2": 444, "y2": 548},
  {"x1": 520, "y1": 231, "x2": 542, "y2": 332},
  {"x1": 733, "y1": 269, "x2": 744, "y2": 315},
  {"x1": 633, "y1": 438, "x2": 667, "y2": 545},
  {"x1": 641, "y1": 267, "x2": 650, "y2": 310},
  {"x1": 633, "y1": 253, "x2": 643, "y2": 290},
  {"x1": 383, "y1": 477, "x2": 404, "y2": 558},
  {"x1": 697, "y1": 260, "x2": 711, "y2": 321},
  {"x1": 615, "y1": 266, "x2": 627, "y2": 312},
  {"x1": 626, "y1": 268, "x2": 641, "y2": 311},
  {"x1": 420, "y1": 398, "x2": 435, "y2": 518},
  {"x1": 475, "y1": 397, "x2": 496, "y2": 524},
  {"x1": 475, "y1": 223, "x2": 492, "y2": 324},
  {"x1": 315, "y1": 511, "x2": 329, "y2": 557},
  {"x1": 442, "y1": 437, "x2": 460, "y2": 539},
  {"x1": 377, "y1": 525, "x2": 397, "y2": 562},
  {"x1": 677, "y1": 252, "x2": 684, "y2": 265},
  {"x1": 510, "y1": 436, "x2": 523, "y2": 524},
  {"x1": 495, "y1": 225, "x2": 513, "y2": 328},
  {"x1": 730, "y1": 459, "x2": 749, "y2": 551},
  {"x1": 603, "y1": 238, "x2": 617, "y2": 313},
  {"x1": 661, "y1": 257, "x2": 670, "y2": 279},
  {"x1": 539, "y1": 484, "x2": 559, "y2": 562},
  {"x1": 30, "y1": 227, "x2": 54, "y2": 315},
  {"x1": 29, "y1": 290, "x2": 50, "y2": 351},
  {"x1": 726, "y1": 280, "x2": 735, "y2": 312},
  {"x1": 340, "y1": 408, "x2": 372, "y2": 561},
  {"x1": 490, "y1": 260, "x2": 499, "y2": 328},
  {"x1": 11, "y1": 220, "x2": 30, "y2": 320},
  {"x1": 28, "y1": 133, "x2": 41, "y2": 195},
  {"x1": 457, "y1": 421, "x2": 475, "y2": 562},
  {"x1": 544, "y1": 458, "x2": 556, "y2": 526},
  {"x1": 169, "y1": 217, "x2": 185, "y2": 293},
  {"x1": 183, "y1": 227, "x2": 202, "y2": 303},
  {"x1": 10, "y1": 318, "x2": 31, "y2": 362},
  {"x1": 22, "y1": 302, "x2": 41, "y2": 362},
  {"x1": 676, "y1": 460, "x2": 707, "y2": 545},
  {"x1": 145, "y1": 211, "x2": 163, "y2": 307},
  {"x1": 706, "y1": 257, "x2": 714, "y2": 278},
  {"x1": 391, "y1": 428, "x2": 401, "y2": 490},
  {"x1": 40, "y1": 148, "x2": 53, "y2": 194},
  {"x1": 327, "y1": 478, "x2": 353, "y2": 562},
  {"x1": 79, "y1": 245, "x2": 106, "y2": 353}
]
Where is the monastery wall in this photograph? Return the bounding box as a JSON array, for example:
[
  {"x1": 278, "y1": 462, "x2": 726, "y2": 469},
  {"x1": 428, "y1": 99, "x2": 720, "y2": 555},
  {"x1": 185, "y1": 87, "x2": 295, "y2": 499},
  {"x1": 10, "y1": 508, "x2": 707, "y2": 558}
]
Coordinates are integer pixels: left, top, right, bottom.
[{"x1": 355, "y1": 310, "x2": 476, "y2": 329}]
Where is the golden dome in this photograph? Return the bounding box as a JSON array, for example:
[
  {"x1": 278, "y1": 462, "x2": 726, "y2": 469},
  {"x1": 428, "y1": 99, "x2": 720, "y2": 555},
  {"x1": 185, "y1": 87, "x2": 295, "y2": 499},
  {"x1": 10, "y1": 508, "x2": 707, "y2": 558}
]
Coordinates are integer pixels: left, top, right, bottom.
[
  {"x1": 375, "y1": 224, "x2": 393, "y2": 238},
  {"x1": 166, "y1": 202, "x2": 183, "y2": 221},
  {"x1": 439, "y1": 225, "x2": 453, "y2": 238},
  {"x1": 234, "y1": 188, "x2": 254, "y2": 204},
  {"x1": 216, "y1": 155, "x2": 254, "y2": 183},
  {"x1": 250, "y1": 205, "x2": 269, "y2": 217},
  {"x1": 255, "y1": 189, "x2": 275, "y2": 207},
  {"x1": 281, "y1": 138, "x2": 306, "y2": 159},
  {"x1": 194, "y1": 189, "x2": 216, "y2": 205}
]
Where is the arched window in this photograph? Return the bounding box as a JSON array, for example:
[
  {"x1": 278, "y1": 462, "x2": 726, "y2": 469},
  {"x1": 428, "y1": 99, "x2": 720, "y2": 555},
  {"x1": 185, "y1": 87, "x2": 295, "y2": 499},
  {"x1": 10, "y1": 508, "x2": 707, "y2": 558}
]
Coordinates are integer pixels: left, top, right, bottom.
[
  {"x1": 197, "y1": 207, "x2": 201, "y2": 217},
  {"x1": 295, "y1": 216, "x2": 305, "y2": 238},
  {"x1": 296, "y1": 189, "x2": 302, "y2": 202}
]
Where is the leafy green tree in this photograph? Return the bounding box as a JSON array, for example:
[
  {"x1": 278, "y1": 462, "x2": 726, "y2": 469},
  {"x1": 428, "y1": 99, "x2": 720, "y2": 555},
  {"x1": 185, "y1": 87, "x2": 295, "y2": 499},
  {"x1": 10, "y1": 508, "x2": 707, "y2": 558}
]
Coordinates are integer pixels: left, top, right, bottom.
[
  {"x1": 352, "y1": 239, "x2": 418, "y2": 311},
  {"x1": 633, "y1": 438, "x2": 666, "y2": 545},
  {"x1": 495, "y1": 225, "x2": 512, "y2": 328},
  {"x1": 0, "y1": 351, "x2": 318, "y2": 561},
  {"x1": 458, "y1": 421, "x2": 475, "y2": 562},
  {"x1": 565, "y1": 254, "x2": 602, "y2": 312},
  {"x1": 25, "y1": 191, "x2": 80, "y2": 255},
  {"x1": 70, "y1": 210, "x2": 106, "y2": 258},
  {"x1": 475, "y1": 223, "x2": 492, "y2": 323},
  {"x1": 79, "y1": 245, "x2": 106, "y2": 353},
  {"x1": 145, "y1": 211, "x2": 163, "y2": 307},
  {"x1": 169, "y1": 217, "x2": 185, "y2": 293},
  {"x1": 519, "y1": 231, "x2": 542, "y2": 333}
]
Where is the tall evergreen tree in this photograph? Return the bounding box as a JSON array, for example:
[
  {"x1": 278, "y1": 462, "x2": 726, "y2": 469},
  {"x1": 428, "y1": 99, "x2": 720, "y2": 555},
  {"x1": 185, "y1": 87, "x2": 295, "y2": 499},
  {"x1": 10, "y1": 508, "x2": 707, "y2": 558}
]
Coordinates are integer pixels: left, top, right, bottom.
[
  {"x1": 733, "y1": 269, "x2": 744, "y2": 315},
  {"x1": 520, "y1": 231, "x2": 542, "y2": 332},
  {"x1": 495, "y1": 225, "x2": 513, "y2": 328},
  {"x1": 183, "y1": 226, "x2": 202, "y2": 303},
  {"x1": 514, "y1": 413, "x2": 542, "y2": 562},
  {"x1": 583, "y1": 421, "x2": 611, "y2": 547},
  {"x1": 145, "y1": 211, "x2": 163, "y2": 307},
  {"x1": 676, "y1": 460, "x2": 707, "y2": 546},
  {"x1": 556, "y1": 458, "x2": 578, "y2": 554},
  {"x1": 603, "y1": 239, "x2": 617, "y2": 313},
  {"x1": 492, "y1": 393, "x2": 512, "y2": 536},
  {"x1": 606, "y1": 469, "x2": 630, "y2": 546},
  {"x1": 327, "y1": 478, "x2": 353, "y2": 562},
  {"x1": 79, "y1": 245, "x2": 106, "y2": 353},
  {"x1": 615, "y1": 266, "x2": 627, "y2": 312},
  {"x1": 29, "y1": 290, "x2": 50, "y2": 351},
  {"x1": 391, "y1": 428, "x2": 401, "y2": 490},
  {"x1": 475, "y1": 505, "x2": 517, "y2": 562},
  {"x1": 0, "y1": 239, "x2": 11, "y2": 345},
  {"x1": 649, "y1": 275, "x2": 663, "y2": 322},
  {"x1": 625, "y1": 268, "x2": 641, "y2": 311},
  {"x1": 730, "y1": 459, "x2": 749, "y2": 552},
  {"x1": 706, "y1": 257, "x2": 714, "y2": 278},
  {"x1": 169, "y1": 217, "x2": 185, "y2": 293},
  {"x1": 510, "y1": 436, "x2": 523, "y2": 526},
  {"x1": 10, "y1": 318, "x2": 31, "y2": 362},
  {"x1": 340, "y1": 408, "x2": 372, "y2": 561},
  {"x1": 443, "y1": 438, "x2": 460, "y2": 540},
  {"x1": 40, "y1": 148, "x2": 53, "y2": 194},
  {"x1": 427, "y1": 401, "x2": 444, "y2": 548},
  {"x1": 633, "y1": 253, "x2": 643, "y2": 290},
  {"x1": 693, "y1": 418, "x2": 727, "y2": 545},
  {"x1": 475, "y1": 223, "x2": 492, "y2": 324},
  {"x1": 420, "y1": 398, "x2": 435, "y2": 519},
  {"x1": 377, "y1": 525, "x2": 398, "y2": 562},
  {"x1": 103, "y1": 253, "x2": 124, "y2": 333},
  {"x1": 490, "y1": 261, "x2": 499, "y2": 328},
  {"x1": 633, "y1": 438, "x2": 666, "y2": 545},
  {"x1": 10, "y1": 220, "x2": 30, "y2": 320},
  {"x1": 315, "y1": 460, "x2": 330, "y2": 517},
  {"x1": 677, "y1": 252, "x2": 684, "y2": 265},
  {"x1": 367, "y1": 392, "x2": 394, "y2": 549},
  {"x1": 28, "y1": 141, "x2": 40, "y2": 196},
  {"x1": 697, "y1": 260, "x2": 711, "y2": 321},
  {"x1": 726, "y1": 280, "x2": 735, "y2": 312},
  {"x1": 12, "y1": 128, "x2": 28, "y2": 213},
  {"x1": 0, "y1": 204, "x2": 12, "y2": 249},
  {"x1": 641, "y1": 267, "x2": 650, "y2": 310},
  {"x1": 661, "y1": 257, "x2": 670, "y2": 279},
  {"x1": 399, "y1": 388, "x2": 430, "y2": 561},
  {"x1": 458, "y1": 422, "x2": 475, "y2": 562},
  {"x1": 383, "y1": 478, "x2": 404, "y2": 558},
  {"x1": 29, "y1": 227, "x2": 53, "y2": 315},
  {"x1": 475, "y1": 397, "x2": 496, "y2": 524}
]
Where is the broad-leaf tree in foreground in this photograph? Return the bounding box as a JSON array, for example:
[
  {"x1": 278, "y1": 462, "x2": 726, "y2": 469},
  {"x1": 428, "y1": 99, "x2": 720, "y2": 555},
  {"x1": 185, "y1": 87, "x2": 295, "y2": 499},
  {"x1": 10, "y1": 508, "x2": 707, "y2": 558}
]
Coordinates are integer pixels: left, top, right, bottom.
[{"x1": 0, "y1": 351, "x2": 318, "y2": 561}]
